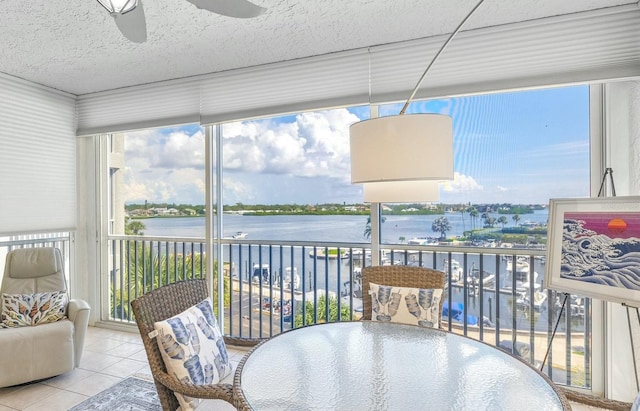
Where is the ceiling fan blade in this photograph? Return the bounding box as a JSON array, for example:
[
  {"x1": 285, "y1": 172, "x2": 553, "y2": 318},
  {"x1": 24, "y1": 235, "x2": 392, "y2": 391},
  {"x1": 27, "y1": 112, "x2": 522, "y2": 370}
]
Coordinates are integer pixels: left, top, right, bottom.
[
  {"x1": 113, "y1": 0, "x2": 147, "y2": 43},
  {"x1": 186, "y1": 0, "x2": 266, "y2": 18}
]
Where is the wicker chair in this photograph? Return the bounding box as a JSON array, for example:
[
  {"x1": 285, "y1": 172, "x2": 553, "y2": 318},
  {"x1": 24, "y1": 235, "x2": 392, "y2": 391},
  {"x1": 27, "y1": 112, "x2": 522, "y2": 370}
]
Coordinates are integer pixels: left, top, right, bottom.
[
  {"x1": 130, "y1": 279, "x2": 263, "y2": 411},
  {"x1": 559, "y1": 387, "x2": 634, "y2": 411},
  {"x1": 360, "y1": 265, "x2": 446, "y2": 324}
]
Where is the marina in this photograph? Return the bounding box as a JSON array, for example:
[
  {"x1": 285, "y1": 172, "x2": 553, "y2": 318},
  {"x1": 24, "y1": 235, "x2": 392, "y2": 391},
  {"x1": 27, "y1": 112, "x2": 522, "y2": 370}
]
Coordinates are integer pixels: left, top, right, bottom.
[{"x1": 137, "y1": 211, "x2": 589, "y2": 334}]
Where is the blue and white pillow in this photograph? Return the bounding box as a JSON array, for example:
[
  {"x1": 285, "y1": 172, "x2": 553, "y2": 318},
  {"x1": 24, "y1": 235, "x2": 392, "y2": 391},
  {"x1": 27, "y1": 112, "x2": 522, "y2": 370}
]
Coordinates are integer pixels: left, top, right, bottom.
[
  {"x1": 369, "y1": 282, "x2": 443, "y2": 328},
  {"x1": 153, "y1": 297, "x2": 231, "y2": 411}
]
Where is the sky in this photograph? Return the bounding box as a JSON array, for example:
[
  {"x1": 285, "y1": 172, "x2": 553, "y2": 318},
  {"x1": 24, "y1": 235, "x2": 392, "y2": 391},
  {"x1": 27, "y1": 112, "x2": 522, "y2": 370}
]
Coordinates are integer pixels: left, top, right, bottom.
[{"x1": 122, "y1": 85, "x2": 590, "y2": 206}]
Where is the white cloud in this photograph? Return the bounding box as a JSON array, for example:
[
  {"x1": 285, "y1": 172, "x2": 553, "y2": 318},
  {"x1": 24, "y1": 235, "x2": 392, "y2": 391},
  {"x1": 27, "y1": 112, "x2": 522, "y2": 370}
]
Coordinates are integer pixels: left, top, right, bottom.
[
  {"x1": 123, "y1": 129, "x2": 206, "y2": 204},
  {"x1": 441, "y1": 172, "x2": 483, "y2": 193},
  {"x1": 222, "y1": 109, "x2": 358, "y2": 180},
  {"x1": 497, "y1": 185, "x2": 508, "y2": 192}
]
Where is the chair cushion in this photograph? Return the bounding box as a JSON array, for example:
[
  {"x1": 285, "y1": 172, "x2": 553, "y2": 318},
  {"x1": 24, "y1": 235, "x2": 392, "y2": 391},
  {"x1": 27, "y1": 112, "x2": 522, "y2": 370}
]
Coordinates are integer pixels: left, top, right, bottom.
[
  {"x1": 1, "y1": 291, "x2": 67, "y2": 327},
  {"x1": 368, "y1": 282, "x2": 443, "y2": 328},
  {"x1": 153, "y1": 297, "x2": 231, "y2": 411}
]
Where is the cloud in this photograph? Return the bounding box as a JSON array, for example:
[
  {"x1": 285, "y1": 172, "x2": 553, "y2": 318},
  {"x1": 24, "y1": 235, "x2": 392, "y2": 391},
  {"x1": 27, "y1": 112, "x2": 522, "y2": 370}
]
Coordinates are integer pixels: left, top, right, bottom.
[
  {"x1": 222, "y1": 108, "x2": 359, "y2": 180},
  {"x1": 441, "y1": 172, "x2": 483, "y2": 193},
  {"x1": 124, "y1": 128, "x2": 205, "y2": 170},
  {"x1": 497, "y1": 185, "x2": 508, "y2": 192}
]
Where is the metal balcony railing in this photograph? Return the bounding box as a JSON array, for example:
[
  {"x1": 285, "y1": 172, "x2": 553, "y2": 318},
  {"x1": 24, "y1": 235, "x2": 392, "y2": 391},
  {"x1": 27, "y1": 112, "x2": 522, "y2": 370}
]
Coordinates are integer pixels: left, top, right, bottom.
[
  {"x1": 106, "y1": 235, "x2": 591, "y2": 389},
  {"x1": 0, "y1": 233, "x2": 591, "y2": 390}
]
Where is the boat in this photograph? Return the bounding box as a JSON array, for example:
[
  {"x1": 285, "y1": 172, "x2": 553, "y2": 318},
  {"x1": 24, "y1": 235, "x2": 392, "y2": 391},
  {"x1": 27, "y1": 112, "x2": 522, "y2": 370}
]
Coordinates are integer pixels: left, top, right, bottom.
[
  {"x1": 467, "y1": 266, "x2": 495, "y2": 288},
  {"x1": 341, "y1": 267, "x2": 363, "y2": 298},
  {"x1": 283, "y1": 267, "x2": 301, "y2": 290},
  {"x1": 251, "y1": 263, "x2": 270, "y2": 284},
  {"x1": 570, "y1": 296, "x2": 586, "y2": 318},
  {"x1": 442, "y1": 301, "x2": 478, "y2": 325},
  {"x1": 407, "y1": 237, "x2": 439, "y2": 245},
  {"x1": 443, "y1": 259, "x2": 463, "y2": 283},
  {"x1": 515, "y1": 289, "x2": 548, "y2": 311},
  {"x1": 503, "y1": 260, "x2": 540, "y2": 291},
  {"x1": 442, "y1": 302, "x2": 495, "y2": 328},
  {"x1": 309, "y1": 247, "x2": 349, "y2": 259},
  {"x1": 232, "y1": 231, "x2": 248, "y2": 239}
]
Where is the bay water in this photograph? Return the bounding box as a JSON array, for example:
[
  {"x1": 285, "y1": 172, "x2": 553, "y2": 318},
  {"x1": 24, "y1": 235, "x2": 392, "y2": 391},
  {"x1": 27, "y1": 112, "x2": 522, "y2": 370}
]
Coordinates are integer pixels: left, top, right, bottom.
[
  {"x1": 140, "y1": 210, "x2": 550, "y2": 243},
  {"x1": 136, "y1": 210, "x2": 580, "y2": 332}
]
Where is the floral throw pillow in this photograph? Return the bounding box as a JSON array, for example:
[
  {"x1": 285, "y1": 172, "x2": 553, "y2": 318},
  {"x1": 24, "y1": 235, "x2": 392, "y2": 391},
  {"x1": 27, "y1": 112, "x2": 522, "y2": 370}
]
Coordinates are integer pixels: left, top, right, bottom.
[
  {"x1": 153, "y1": 297, "x2": 231, "y2": 411},
  {"x1": 369, "y1": 282, "x2": 443, "y2": 328},
  {"x1": 1, "y1": 291, "x2": 68, "y2": 327}
]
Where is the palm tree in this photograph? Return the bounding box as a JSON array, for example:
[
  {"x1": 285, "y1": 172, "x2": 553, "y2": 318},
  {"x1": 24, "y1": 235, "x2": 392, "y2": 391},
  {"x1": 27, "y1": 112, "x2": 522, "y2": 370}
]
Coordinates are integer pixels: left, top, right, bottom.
[
  {"x1": 125, "y1": 220, "x2": 145, "y2": 235},
  {"x1": 498, "y1": 216, "x2": 508, "y2": 228},
  {"x1": 363, "y1": 215, "x2": 386, "y2": 239},
  {"x1": 432, "y1": 216, "x2": 452, "y2": 240},
  {"x1": 512, "y1": 214, "x2": 521, "y2": 226},
  {"x1": 469, "y1": 207, "x2": 479, "y2": 230},
  {"x1": 459, "y1": 206, "x2": 466, "y2": 232},
  {"x1": 111, "y1": 242, "x2": 230, "y2": 319},
  {"x1": 484, "y1": 216, "x2": 497, "y2": 228}
]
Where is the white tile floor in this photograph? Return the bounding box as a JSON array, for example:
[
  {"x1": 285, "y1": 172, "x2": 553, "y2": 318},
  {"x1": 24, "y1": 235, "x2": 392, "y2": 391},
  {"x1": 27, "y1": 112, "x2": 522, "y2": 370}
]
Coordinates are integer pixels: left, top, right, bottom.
[
  {"x1": 0, "y1": 326, "x2": 248, "y2": 411},
  {"x1": 0, "y1": 325, "x2": 606, "y2": 411}
]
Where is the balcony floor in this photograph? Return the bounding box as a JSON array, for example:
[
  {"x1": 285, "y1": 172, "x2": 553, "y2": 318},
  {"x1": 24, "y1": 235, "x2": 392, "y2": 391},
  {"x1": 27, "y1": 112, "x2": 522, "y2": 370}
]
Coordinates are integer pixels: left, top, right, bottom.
[{"x1": 0, "y1": 325, "x2": 247, "y2": 410}]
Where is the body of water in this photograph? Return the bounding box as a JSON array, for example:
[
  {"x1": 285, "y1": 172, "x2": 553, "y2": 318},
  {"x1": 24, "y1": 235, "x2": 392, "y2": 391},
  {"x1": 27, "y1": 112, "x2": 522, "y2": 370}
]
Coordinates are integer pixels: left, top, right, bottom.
[
  {"x1": 139, "y1": 209, "x2": 550, "y2": 243},
  {"x1": 134, "y1": 210, "x2": 582, "y2": 333}
]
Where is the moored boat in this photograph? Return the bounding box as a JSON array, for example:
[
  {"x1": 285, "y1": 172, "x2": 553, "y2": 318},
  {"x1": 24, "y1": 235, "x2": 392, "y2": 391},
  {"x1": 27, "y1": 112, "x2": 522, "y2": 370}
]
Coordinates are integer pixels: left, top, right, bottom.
[
  {"x1": 309, "y1": 247, "x2": 349, "y2": 259},
  {"x1": 252, "y1": 263, "x2": 270, "y2": 284},
  {"x1": 503, "y1": 260, "x2": 540, "y2": 291},
  {"x1": 283, "y1": 266, "x2": 301, "y2": 290}
]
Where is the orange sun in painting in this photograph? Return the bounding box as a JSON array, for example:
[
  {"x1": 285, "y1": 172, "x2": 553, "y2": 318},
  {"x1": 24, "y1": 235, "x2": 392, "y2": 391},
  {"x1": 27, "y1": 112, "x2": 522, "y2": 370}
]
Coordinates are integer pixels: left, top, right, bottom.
[{"x1": 607, "y1": 218, "x2": 627, "y2": 234}]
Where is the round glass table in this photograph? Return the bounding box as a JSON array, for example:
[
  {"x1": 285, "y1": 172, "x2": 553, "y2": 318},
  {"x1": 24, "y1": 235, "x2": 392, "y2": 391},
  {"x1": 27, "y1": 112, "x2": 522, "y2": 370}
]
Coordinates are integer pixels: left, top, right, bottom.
[{"x1": 233, "y1": 321, "x2": 570, "y2": 411}]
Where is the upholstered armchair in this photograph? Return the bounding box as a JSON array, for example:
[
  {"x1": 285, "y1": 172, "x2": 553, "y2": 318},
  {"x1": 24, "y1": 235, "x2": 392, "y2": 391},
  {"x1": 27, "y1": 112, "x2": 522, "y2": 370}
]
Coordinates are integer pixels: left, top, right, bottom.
[{"x1": 0, "y1": 247, "x2": 90, "y2": 387}]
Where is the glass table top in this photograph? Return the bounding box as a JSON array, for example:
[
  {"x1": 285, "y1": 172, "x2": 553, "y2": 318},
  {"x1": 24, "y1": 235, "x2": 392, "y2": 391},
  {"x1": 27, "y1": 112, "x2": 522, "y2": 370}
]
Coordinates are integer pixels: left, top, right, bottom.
[{"x1": 236, "y1": 321, "x2": 568, "y2": 411}]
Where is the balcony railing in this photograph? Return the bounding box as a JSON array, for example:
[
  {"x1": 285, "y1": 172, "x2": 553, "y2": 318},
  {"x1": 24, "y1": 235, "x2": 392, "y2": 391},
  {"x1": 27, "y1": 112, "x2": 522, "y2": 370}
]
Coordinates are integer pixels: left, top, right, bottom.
[
  {"x1": 0, "y1": 232, "x2": 592, "y2": 390},
  {"x1": 106, "y1": 235, "x2": 591, "y2": 390}
]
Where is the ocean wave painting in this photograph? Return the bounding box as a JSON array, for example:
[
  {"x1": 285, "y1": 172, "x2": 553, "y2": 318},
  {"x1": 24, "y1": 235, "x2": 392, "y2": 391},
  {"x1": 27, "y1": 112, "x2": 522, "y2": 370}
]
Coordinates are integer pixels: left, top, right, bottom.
[{"x1": 561, "y1": 212, "x2": 640, "y2": 292}]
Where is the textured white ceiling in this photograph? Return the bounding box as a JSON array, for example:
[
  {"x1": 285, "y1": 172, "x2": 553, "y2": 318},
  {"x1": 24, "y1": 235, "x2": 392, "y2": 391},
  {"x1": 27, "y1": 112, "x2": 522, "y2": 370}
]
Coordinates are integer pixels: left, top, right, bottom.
[{"x1": 0, "y1": 0, "x2": 634, "y2": 95}]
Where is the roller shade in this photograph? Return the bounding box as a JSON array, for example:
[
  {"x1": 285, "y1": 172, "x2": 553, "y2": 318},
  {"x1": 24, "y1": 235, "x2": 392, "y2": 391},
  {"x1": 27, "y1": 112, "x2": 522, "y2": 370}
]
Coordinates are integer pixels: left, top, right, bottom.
[
  {"x1": 0, "y1": 73, "x2": 77, "y2": 234},
  {"x1": 369, "y1": 6, "x2": 640, "y2": 103},
  {"x1": 76, "y1": 78, "x2": 201, "y2": 136},
  {"x1": 75, "y1": 5, "x2": 640, "y2": 133},
  {"x1": 199, "y1": 50, "x2": 370, "y2": 124}
]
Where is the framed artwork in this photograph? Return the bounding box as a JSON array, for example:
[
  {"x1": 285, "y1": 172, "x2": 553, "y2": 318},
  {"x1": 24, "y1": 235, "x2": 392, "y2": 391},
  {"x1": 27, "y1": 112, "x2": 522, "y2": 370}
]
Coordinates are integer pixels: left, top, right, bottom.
[{"x1": 544, "y1": 196, "x2": 640, "y2": 306}]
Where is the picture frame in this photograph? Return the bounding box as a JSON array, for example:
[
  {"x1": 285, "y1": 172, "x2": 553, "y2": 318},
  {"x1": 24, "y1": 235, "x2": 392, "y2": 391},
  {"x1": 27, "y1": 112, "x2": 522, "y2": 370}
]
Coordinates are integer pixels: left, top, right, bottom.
[{"x1": 544, "y1": 196, "x2": 640, "y2": 306}]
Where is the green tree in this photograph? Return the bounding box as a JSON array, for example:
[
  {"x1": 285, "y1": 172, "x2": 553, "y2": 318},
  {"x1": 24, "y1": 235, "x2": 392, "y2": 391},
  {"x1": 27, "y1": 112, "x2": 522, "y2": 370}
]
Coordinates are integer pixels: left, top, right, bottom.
[
  {"x1": 469, "y1": 207, "x2": 479, "y2": 230},
  {"x1": 497, "y1": 216, "x2": 508, "y2": 228},
  {"x1": 110, "y1": 243, "x2": 229, "y2": 320},
  {"x1": 432, "y1": 216, "x2": 452, "y2": 240},
  {"x1": 459, "y1": 206, "x2": 466, "y2": 232},
  {"x1": 125, "y1": 220, "x2": 145, "y2": 235},
  {"x1": 512, "y1": 214, "x2": 521, "y2": 226},
  {"x1": 363, "y1": 215, "x2": 386, "y2": 239},
  {"x1": 294, "y1": 294, "x2": 351, "y2": 327},
  {"x1": 483, "y1": 216, "x2": 497, "y2": 228}
]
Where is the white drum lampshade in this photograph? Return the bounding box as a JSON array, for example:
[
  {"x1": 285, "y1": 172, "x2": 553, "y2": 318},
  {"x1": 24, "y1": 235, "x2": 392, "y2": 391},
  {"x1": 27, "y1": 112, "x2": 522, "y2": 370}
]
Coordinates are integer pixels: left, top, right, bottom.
[
  {"x1": 349, "y1": 114, "x2": 453, "y2": 184},
  {"x1": 363, "y1": 180, "x2": 440, "y2": 203}
]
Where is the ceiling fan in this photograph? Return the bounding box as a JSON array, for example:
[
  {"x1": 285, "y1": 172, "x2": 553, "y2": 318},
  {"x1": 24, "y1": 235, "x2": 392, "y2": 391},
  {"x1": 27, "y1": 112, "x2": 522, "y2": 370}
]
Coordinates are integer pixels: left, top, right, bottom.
[{"x1": 97, "y1": 0, "x2": 266, "y2": 43}]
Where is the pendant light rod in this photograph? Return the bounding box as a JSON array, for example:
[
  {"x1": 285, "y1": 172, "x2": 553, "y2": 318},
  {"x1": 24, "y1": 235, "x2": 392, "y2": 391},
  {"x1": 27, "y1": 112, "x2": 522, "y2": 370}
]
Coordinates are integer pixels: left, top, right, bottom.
[{"x1": 399, "y1": 0, "x2": 486, "y2": 115}]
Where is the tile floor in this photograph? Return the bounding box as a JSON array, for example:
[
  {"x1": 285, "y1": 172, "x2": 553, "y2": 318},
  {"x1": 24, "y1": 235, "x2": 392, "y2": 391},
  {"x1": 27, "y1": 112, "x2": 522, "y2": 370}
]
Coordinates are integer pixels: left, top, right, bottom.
[
  {"x1": 0, "y1": 325, "x2": 607, "y2": 411},
  {"x1": 0, "y1": 326, "x2": 247, "y2": 411}
]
